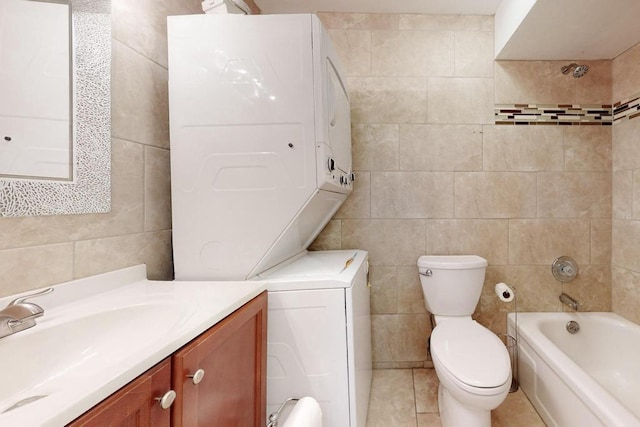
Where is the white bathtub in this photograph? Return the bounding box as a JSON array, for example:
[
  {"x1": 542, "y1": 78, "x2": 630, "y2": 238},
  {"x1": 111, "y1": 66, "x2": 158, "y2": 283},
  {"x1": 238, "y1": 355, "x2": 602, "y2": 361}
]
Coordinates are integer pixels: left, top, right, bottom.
[{"x1": 507, "y1": 312, "x2": 640, "y2": 427}]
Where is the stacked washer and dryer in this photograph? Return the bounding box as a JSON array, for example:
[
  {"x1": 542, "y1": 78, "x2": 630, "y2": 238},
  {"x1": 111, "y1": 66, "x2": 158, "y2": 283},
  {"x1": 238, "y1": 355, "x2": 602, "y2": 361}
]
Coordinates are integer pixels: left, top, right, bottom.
[{"x1": 167, "y1": 13, "x2": 371, "y2": 427}]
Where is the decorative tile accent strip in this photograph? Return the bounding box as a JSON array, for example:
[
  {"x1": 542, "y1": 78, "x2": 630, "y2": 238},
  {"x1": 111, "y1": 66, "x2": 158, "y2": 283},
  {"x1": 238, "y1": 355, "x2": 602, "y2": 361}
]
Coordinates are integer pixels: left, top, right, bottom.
[
  {"x1": 613, "y1": 94, "x2": 640, "y2": 123},
  {"x1": 496, "y1": 92, "x2": 640, "y2": 126},
  {"x1": 495, "y1": 104, "x2": 612, "y2": 125}
]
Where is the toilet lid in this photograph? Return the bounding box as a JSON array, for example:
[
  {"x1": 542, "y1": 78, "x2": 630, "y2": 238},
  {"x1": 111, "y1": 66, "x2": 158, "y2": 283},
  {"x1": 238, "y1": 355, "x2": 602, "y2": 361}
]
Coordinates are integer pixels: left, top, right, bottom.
[{"x1": 431, "y1": 320, "x2": 511, "y2": 388}]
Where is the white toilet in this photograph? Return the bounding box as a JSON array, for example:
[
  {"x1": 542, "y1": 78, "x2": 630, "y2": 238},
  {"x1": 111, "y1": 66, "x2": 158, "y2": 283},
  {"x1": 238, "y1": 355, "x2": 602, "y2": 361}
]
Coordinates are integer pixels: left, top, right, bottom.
[{"x1": 417, "y1": 255, "x2": 511, "y2": 427}]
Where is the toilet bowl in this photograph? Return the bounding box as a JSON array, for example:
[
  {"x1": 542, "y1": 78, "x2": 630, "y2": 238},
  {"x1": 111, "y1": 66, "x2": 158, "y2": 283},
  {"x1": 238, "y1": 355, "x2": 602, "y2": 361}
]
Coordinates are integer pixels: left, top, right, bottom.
[
  {"x1": 417, "y1": 255, "x2": 511, "y2": 427},
  {"x1": 431, "y1": 317, "x2": 511, "y2": 427}
]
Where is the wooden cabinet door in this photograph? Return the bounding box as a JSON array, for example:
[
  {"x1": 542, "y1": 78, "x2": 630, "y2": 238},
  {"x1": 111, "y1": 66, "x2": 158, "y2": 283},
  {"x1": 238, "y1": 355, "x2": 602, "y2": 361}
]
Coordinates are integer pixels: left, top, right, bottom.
[
  {"x1": 172, "y1": 291, "x2": 267, "y2": 427},
  {"x1": 67, "y1": 358, "x2": 173, "y2": 427}
]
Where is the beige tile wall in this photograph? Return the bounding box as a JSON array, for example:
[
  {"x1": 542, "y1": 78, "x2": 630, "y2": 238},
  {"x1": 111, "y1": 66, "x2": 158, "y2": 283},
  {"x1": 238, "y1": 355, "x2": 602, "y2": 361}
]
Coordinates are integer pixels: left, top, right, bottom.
[
  {"x1": 0, "y1": 0, "x2": 202, "y2": 298},
  {"x1": 0, "y1": 7, "x2": 621, "y2": 369},
  {"x1": 313, "y1": 12, "x2": 613, "y2": 367},
  {"x1": 612, "y1": 42, "x2": 640, "y2": 324}
]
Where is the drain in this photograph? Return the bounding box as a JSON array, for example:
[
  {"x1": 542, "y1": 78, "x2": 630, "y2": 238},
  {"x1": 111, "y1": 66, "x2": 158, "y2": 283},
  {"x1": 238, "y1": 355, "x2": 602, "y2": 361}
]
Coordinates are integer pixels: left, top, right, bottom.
[
  {"x1": 566, "y1": 320, "x2": 580, "y2": 334},
  {"x1": 2, "y1": 395, "x2": 48, "y2": 413}
]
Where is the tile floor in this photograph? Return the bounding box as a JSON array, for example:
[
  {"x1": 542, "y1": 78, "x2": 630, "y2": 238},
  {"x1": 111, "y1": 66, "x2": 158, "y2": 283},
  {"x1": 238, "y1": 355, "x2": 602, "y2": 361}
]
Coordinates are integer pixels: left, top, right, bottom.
[{"x1": 366, "y1": 369, "x2": 546, "y2": 427}]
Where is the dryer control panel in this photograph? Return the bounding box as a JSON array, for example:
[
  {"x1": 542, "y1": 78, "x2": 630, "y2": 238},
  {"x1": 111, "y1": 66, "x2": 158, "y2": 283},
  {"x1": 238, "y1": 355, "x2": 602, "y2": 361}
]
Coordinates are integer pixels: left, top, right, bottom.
[{"x1": 314, "y1": 17, "x2": 352, "y2": 195}]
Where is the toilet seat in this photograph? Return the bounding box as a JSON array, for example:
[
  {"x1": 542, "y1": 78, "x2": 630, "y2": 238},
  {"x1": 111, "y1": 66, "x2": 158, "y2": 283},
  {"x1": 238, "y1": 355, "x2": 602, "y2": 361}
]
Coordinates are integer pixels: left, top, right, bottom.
[{"x1": 431, "y1": 318, "x2": 510, "y2": 393}]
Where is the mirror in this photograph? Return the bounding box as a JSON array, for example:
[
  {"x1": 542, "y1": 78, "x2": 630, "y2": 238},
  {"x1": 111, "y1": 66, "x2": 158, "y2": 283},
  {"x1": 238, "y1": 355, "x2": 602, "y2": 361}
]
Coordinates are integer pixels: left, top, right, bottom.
[
  {"x1": 0, "y1": 0, "x2": 72, "y2": 180},
  {"x1": 0, "y1": 0, "x2": 111, "y2": 216}
]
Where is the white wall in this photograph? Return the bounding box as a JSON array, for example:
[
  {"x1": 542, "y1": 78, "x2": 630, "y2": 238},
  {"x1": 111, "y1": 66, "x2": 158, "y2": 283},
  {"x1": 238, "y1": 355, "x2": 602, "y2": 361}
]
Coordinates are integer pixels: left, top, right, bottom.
[{"x1": 494, "y1": 0, "x2": 537, "y2": 59}]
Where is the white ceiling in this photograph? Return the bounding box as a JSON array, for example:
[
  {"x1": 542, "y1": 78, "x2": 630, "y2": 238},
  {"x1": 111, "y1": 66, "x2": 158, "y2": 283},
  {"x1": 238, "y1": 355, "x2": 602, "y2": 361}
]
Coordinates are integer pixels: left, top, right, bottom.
[{"x1": 252, "y1": 0, "x2": 640, "y2": 60}]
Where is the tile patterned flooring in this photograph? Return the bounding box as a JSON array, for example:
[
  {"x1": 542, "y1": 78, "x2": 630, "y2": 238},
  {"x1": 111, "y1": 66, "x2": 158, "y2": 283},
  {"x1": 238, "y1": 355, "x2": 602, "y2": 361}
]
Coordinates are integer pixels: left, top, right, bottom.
[{"x1": 366, "y1": 369, "x2": 546, "y2": 427}]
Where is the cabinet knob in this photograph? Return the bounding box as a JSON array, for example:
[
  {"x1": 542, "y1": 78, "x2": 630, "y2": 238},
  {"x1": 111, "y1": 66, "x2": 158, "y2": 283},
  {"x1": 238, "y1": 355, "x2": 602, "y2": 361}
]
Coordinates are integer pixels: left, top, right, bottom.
[
  {"x1": 155, "y1": 390, "x2": 176, "y2": 410},
  {"x1": 187, "y1": 368, "x2": 205, "y2": 385}
]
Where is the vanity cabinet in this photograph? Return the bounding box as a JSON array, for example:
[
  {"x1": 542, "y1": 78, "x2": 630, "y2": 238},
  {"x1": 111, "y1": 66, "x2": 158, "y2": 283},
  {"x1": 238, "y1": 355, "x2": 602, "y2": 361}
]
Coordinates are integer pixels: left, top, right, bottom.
[
  {"x1": 68, "y1": 358, "x2": 172, "y2": 427},
  {"x1": 67, "y1": 291, "x2": 267, "y2": 427},
  {"x1": 172, "y1": 291, "x2": 267, "y2": 426}
]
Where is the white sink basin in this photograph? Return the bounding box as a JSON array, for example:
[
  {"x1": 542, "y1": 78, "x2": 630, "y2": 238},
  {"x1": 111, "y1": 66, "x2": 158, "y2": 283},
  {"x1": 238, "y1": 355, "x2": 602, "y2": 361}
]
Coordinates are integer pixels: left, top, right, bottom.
[
  {"x1": 0, "y1": 265, "x2": 267, "y2": 426},
  {"x1": 0, "y1": 301, "x2": 192, "y2": 407}
]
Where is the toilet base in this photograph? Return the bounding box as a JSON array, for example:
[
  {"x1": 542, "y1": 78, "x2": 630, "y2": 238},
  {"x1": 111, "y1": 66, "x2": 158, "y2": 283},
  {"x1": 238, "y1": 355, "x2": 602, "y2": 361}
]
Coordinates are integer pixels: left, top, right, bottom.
[{"x1": 438, "y1": 383, "x2": 491, "y2": 427}]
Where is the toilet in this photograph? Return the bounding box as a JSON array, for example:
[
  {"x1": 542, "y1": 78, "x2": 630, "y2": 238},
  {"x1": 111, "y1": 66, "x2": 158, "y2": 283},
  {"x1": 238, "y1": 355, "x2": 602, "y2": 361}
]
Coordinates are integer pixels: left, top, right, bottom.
[{"x1": 417, "y1": 255, "x2": 511, "y2": 427}]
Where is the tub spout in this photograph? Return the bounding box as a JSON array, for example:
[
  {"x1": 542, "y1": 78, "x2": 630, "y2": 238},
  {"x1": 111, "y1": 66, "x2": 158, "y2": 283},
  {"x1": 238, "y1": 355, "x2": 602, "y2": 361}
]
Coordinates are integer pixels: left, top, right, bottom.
[{"x1": 559, "y1": 293, "x2": 580, "y2": 311}]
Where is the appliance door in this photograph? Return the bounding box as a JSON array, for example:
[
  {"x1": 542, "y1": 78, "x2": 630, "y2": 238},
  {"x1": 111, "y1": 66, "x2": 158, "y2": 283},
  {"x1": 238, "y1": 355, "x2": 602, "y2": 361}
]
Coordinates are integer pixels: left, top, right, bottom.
[
  {"x1": 267, "y1": 288, "x2": 350, "y2": 427},
  {"x1": 314, "y1": 16, "x2": 353, "y2": 195},
  {"x1": 325, "y1": 60, "x2": 352, "y2": 177}
]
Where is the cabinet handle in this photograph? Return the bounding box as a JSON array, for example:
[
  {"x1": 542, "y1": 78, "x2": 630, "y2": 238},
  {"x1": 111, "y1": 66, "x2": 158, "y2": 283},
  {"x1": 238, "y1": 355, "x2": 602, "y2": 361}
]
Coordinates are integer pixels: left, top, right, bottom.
[
  {"x1": 187, "y1": 368, "x2": 205, "y2": 385},
  {"x1": 155, "y1": 390, "x2": 176, "y2": 410}
]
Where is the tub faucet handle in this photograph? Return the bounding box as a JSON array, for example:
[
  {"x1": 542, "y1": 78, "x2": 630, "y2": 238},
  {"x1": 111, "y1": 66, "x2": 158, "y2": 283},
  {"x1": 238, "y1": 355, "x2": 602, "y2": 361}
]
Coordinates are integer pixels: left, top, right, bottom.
[
  {"x1": 552, "y1": 256, "x2": 578, "y2": 282},
  {"x1": 560, "y1": 263, "x2": 574, "y2": 275}
]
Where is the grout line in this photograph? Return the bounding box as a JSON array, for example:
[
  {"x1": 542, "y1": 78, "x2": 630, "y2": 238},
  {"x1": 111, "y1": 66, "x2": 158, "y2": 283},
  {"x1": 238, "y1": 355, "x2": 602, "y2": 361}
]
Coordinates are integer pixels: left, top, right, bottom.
[
  {"x1": 142, "y1": 145, "x2": 147, "y2": 232},
  {"x1": 411, "y1": 368, "x2": 419, "y2": 424},
  {"x1": 111, "y1": 36, "x2": 169, "y2": 71}
]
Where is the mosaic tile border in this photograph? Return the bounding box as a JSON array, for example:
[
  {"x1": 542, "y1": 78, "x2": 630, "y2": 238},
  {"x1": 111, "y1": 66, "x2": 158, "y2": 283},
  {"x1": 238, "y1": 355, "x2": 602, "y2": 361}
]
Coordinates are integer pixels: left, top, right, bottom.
[
  {"x1": 495, "y1": 104, "x2": 612, "y2": 125},
  {"x1": 614, "y1": 94, "x2": 640, "y2": 123},
  {"x1": 496, "y1": 92, "x2": 640, "y2": 126}
]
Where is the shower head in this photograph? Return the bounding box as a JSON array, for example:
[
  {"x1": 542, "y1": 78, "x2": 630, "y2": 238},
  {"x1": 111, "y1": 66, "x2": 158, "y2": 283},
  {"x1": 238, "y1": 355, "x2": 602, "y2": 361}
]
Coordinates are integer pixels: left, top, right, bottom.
[{"x1": 561, "y1": 63, "x2": 590, "y2": 78}]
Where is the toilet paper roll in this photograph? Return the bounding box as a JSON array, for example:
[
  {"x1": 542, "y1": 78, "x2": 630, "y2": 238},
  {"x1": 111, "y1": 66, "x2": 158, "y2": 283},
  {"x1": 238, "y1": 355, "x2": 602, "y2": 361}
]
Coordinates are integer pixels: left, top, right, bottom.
[
  {"x1": 281, "y1": 397, "x2": 323, "y2": 427},
  {"x1": 495, "y1": 282, "x2": 515, "y2": 302}
]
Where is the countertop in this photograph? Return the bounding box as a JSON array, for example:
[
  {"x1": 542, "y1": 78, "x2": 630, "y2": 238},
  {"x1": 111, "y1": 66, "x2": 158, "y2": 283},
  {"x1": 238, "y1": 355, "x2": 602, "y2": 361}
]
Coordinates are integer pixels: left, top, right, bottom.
[{"x1": 0, "y1": 265, "x2": 267, "y2": 426}]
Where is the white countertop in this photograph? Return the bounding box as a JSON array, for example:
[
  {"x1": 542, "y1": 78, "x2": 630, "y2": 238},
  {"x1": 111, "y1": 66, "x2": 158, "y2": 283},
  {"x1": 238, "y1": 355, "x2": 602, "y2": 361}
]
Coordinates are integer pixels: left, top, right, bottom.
[{"x1": 0, "y1": 265, "x2": 267, "y2": 426}]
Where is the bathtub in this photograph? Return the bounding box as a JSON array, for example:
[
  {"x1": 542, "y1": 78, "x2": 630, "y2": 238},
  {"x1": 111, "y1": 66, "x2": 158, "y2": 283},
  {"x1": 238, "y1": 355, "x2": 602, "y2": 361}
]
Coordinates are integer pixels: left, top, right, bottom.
[{"x1": 507, "y1": 312, "x2": 640, "y2": 427}]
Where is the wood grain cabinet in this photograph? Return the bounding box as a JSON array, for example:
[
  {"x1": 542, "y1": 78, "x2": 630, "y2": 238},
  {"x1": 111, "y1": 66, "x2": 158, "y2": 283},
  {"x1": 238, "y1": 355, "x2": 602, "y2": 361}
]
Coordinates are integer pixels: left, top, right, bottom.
[
  {"x1": 68, "y1": 292, "x2": 267, "y2": 427},
  {"x1": 68, "y1": 358, "x2": 173, "y2": 427},
  {"x1": 172, "y1": 291, "x2": 267, "y2": 427}
]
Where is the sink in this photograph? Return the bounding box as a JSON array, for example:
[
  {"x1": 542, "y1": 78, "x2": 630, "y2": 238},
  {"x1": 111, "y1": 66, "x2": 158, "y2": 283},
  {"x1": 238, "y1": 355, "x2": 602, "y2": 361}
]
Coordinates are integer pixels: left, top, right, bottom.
[
  {"x1": 0, "y1": 264, "x2": 267, "y2": 426},
  {"x1": 0, "y1": 300, "x2": 193, "y2": 412}
]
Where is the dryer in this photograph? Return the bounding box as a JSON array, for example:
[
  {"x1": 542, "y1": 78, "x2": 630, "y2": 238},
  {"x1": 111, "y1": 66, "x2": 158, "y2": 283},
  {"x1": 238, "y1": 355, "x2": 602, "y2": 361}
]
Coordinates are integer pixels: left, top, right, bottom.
[{"x1": 168, "y1": 14, "x2": 353, "y2": 280}]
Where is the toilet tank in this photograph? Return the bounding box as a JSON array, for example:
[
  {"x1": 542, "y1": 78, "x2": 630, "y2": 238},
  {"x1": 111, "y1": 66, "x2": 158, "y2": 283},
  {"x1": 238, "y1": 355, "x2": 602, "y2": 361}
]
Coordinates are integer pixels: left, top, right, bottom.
[{"x1": 417, "y1": 255, "x2": 488, "y2": 316}]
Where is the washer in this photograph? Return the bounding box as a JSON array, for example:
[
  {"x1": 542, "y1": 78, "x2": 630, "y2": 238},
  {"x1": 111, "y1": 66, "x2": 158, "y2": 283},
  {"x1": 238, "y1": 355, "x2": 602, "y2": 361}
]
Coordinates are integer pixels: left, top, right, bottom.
[{"x1": 256, "y1": 250, "x2": 372, "y2": 427}]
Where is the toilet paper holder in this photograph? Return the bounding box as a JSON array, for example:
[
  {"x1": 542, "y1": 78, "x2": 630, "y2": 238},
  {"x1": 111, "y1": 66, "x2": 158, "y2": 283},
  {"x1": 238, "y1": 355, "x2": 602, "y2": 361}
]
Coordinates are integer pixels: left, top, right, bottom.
[{"x1": 267, "y1": 397, "x2": 300, "y2": 427}]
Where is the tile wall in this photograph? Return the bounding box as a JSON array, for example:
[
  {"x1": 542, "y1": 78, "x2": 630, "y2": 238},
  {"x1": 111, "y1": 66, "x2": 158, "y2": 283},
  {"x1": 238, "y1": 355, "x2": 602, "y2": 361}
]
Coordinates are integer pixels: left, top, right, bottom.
[
  {"x1": 0, "y1": 0, "x2": 202, "y2": 297},
  {"x1": 0, "y1": 7, "x2": 630, "y2": 370},
  {"x1": 612, "y1": 42, "x2": 640, "y2": 324},
  {"x1": 313, "y1": 13, "x2": 613, "y2": 368}
]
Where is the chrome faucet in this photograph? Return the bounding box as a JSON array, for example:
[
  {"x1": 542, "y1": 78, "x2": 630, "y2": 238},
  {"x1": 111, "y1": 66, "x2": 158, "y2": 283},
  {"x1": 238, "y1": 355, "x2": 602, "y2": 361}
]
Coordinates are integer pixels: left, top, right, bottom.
[
  {"x1": 0, "y1": 287, "x2": 53, "y2": 339},
  {"x1": 559, "y1": 293, "x2": 580, "y2": 311}
]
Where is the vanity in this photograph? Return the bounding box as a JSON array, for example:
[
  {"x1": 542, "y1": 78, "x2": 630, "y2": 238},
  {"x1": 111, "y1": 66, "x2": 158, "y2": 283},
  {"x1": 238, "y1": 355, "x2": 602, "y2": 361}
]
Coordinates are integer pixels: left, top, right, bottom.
[{"x1": 0, "y1": 265, "x2": 268, "y2": 426}]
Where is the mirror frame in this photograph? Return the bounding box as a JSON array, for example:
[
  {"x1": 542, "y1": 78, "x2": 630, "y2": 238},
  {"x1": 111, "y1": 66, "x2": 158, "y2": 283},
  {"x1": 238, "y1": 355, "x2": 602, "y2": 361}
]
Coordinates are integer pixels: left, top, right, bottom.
[{"x1": 0, "y1": 0, "x2": 111, "y2": 217}]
